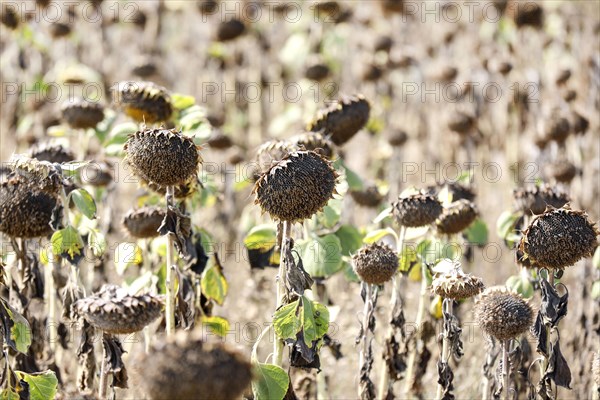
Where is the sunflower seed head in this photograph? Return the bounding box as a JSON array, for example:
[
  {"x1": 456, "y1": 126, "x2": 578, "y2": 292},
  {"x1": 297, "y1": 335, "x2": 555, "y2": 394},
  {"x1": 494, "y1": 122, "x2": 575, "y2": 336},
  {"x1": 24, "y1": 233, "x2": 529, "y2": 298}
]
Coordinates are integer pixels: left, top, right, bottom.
[
  {"x1": 393, "y1": 193, "x2": 443, "y2": 227},
  {"x1": 29, "y1": 143, "x2": 75, "y2": 164},
  {"x1": 435, "y1": 199, "x2": 478, "y2": 234},
  {"x1": 113, "y1": 81, "x2": 173, "y2": 123},
  {"x1": 73, "y1": 284, "x2": 162, "y2": 334},
  {"x1": 253, "y1": 151, "x2": 338, "y2": 222},
  {"x1": 307, "y1": 94, "x2": 370, "y2": 146},
  {"x1": 61, "y1": 97, "x2": 105, "y2": 129},
  {"x1": 0, "y1": 175, "x2": 60, "y2": 238},
  {"x1": 473, "y1": 287, "x2": 533, "y2": 341},
  {"x1": 513, "y1": 184, "x2": 570, "y2": 215},
  {"x1": 519, "y1": 205, "x2": 599, "y2": 270},
  {"x1": 124, "y1": 128, "x2": 201, "y2": 187},
  {"x1": 431, "y1": 263, "x2": 484, "y2": 300},
  {"x1": 352, "y1": 243, "x2": 398, "y2": 285},
  {"x1": 134, "y1": 328, "x2": 252, "y2": 400},
  {"x1": 122, "y1": 206, "x2": 166, "y2": 239},
  {"x1": 289, "y1": 131, "x2": 336, "y2": 159}
]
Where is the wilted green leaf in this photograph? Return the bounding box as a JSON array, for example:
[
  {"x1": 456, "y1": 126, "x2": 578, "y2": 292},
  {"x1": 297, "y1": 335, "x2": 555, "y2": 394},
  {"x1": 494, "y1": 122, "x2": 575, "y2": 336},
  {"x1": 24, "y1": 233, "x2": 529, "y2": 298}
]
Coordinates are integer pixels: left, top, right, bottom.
[
  {"x1": 104, "y1": 122, "x2": 137, "y2": 146},
  {"x1": 592, "y1": 281, "x2": 600, "y2": 300},
  {"x1": 335, "y1": 225, "x2": 363, "y2": 256},
  {"x1": 171, "y1": 93, "x2": 196, "y2": 110},
  {"x1": 296, "y1": 234, "x2": 343, "y2": 278},
  {"x1": 61, "y1": 161, "x2": 90, "y2": 178},
  {"x1": 14, "y1": 370, "x2": 58, "y2": 400},
  {"x1": 88, "y1": 230, "x2": 107, "y2": 257},
  {"x1": 466, "y1": 218, "x2": 488, "y2": 246},
  {"x1": 363, "y1": 228, "x2": 397, "y2": 244},
  {"x1": 317, "y1": 202, "x2": 341, "y2": 229},
  {"x1": 51, "y1": 226, "x2": 84, "y2": 259},
  {"x1": 70, "y1": 188, "x2": 97, "y2": 219},
  {"x1": 342, "y1": 163, "x2": 363, "y2": 191},
  {"x1": 373, "y1": 206, "x2": 393, "y2": 223},
  {"x1": 252, "y1": 363, "x2": 289, "y2": 400},
  {"x1": 496, "y1": 210, "x2": 521, "y2": 242},
  {"x1": 202, "y1": 316, "x2": 230, "y2": 337},
  {"x1": 47, "y1": 125, "x2": 67, "y2": 137},
  {"x1": 179, "y1": 105, "x2": 207, "y2": 132},
  {"x1": 201, "y1": 261, "x2": 228, "y2": 305},
  {"x1": 244, "y1": 224, "x2": 277, "y2": 251},
  {"x1": 506, "y1": 274, "x2": 534, "y2": 299},
  {"x1": 399, "y1": 245, "x2": 417, "y2": 273},
  {"x1": 0, "y1": 389, "x2": 19, "y2": 400},
  {"x1": 429, "y1": 295, "x2": 443, "y2": 319},
  {"x1": 1, "y1": 299, "x2": 32, "y2": 353},
  {"x1": 273, "y1": 300, "x2": 301, "y2": 340},
  {"x1": 301, "y1": 295, "x2": 329, "y2": 345}
]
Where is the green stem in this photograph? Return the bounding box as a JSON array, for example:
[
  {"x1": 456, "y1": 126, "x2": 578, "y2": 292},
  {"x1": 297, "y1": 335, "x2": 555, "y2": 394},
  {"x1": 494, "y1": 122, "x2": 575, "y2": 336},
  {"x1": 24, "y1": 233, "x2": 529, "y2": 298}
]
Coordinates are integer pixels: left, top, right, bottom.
[
  {"x1": 273, "y1": 220, "x2": 291, "y2": 367},
  {"x1": 165, "y1": 185, "x2": 176, "y2": 337}
]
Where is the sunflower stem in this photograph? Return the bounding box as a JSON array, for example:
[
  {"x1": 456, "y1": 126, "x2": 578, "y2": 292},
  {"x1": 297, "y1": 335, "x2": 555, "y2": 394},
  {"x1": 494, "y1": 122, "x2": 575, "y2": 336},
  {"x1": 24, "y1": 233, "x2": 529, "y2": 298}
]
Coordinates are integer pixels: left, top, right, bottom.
[
  {"x1": 98, "y1": 333, "x2": 110, "y2": 399},
  {"x1": 314, "y1": 282, "x2": 329, "y2": 400},
  {"x1": 378, "y1": 225, "x2": 407, "y2": 398},
  {"x1": 46, "y1": 252, "x2": 59, "y2": 354},
  {"x1": 502, "y1": 340, "x2": 510, "y2": 400},
  {"x1": 405, "y1": 262, "x2": 429, "y2": 395},
  {"x1": 273, "y1": 220, "x2": 291, "y2": 367},
  {"x1": 358, "y1": 283, "x2": 373, "y2": 398},
  {"x1": 165, "y1": 185, "x2": 176, "y2": 337},
  {"x1": 436, "y1": 299, "x2": 453, "y2": 400}
]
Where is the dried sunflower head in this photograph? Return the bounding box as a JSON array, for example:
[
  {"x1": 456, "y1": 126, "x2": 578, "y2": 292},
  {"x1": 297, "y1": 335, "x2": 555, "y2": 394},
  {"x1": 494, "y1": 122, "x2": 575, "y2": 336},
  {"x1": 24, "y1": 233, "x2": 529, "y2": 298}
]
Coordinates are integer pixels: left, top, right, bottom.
[
  {"x1": 29, "y1": 143, "x2": 75, "y2": 164},
  {"x1": 393, "y1": 193, "x2": 442, "y2": 227},
  {"x1": 0, "y1": 175, "x2": 60, "y2": 238},
  {"x1": 81, "y1": 160, "x2": 114, "y2": 187},
  {"x1": 253, "y1": 151, "x2": 338, "y2": 222},
  {"x1": 545, "y1": 158, "x2": 577, "y2": 183},
  {"x1": 508, "y1": 0, "x2": 544, "y2": 29},
  {"x1": 519, "y1": 205, "x2": 598, "y2": 270},
  {"x1": 307, "y1": 94, "x2": 370, "y2": 146},
  {"x1": 435, "y1": 199, "x2": 478, "y2": 234},
  {"x1": 289, "y1": 131, "x2": 336, "y2": 160},
  {"x1": 544, "y1": 112, "x2": 571, "y2": 143},
  {"x1": 133, "y1": 328, "x2": 252, "y2": 400},
  {"x1": 431, "y1": 261, "x2": 484, "y2": 300},
  {"x1": 122, "y1": 206, "x2": 166, "y2": 239},
  {"x1": 425, "y1": 181, "x2": 476, "y2": 202},
  {"x1": 216, "y1": 18, "x2": 246, "y2": 41},
  {"x1": 255, "y1": 139, "x2": 297, "y2": 176},
  {"x1": 305, "y1": 62, "x2": 331, "y2": 82},
  {"x1": 61, "y1": 98, "x2": 105, "y2": 129},
  {"x1": 113, "y1": 81, "x2": 173, "y2": 123},
  {"x1": 73, "y1": 285, "x2": 162, "y2": 334},
  {"x1": 513, "y1": 184, "x2": 570, "y2": 215},
  {"x1": 352, "y1": 243, "x2": 398, "y2": 285},
  {"x1": 473, "y1": 287, "x2": 533, "y2": 341},
  {"x1": 447, "y1": 111, "x2": 476, "y2": 135},
  {"x1": 124, "y1": 128, "x2": 201, "y2": 187},
  {"x1": 350, "y1": 185, "x2": 385, "y2": 208}
]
